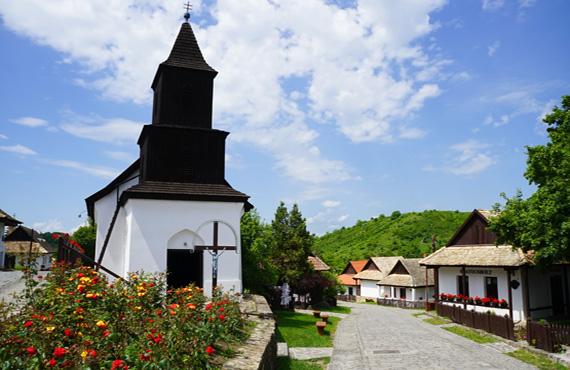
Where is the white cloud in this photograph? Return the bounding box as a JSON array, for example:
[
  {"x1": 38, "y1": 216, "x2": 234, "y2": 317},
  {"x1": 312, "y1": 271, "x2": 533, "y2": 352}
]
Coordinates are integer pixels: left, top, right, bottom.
[
  {"x1": 482, "y1": 0, "x2": 505, "y2": 11},
  {"x1": 32, "y1": 219, "x2": 64, "y2": 232},
  {"x1": 488, "y1": 41, "x2": 501, "y2": 57},
  {"x1": 519, "y1": 0, "x2": 537, "y2": 8},
  {"x1": 337, "y1": 214, "x2": 349, "y2": 222},
  {"x1": 399, "y1": 126, "x2": 426, "y2": 140},
  {"x1": 0, "y1": 134, "x2": 8, "y2": 139},
  {"x1": 0, "y1": 144, "x2": 37, "y2": 156},
  {"x1": 484, "y1": 114, "x2": 510, "y2": 127},
  {"x1": 42, "y1": 159, "x2": 118, "y2": 179},
  {"x1": 60, "y1": 114, "x2": 143, "y2": 145},
  {"x1": 105, "y1": 150, "x2": 137, "y2": 163},
  {"x1": 445, "y1": 140, "x2": 495, "y2": 176},
  {"x1": 322, "y1": 200, "x2": 341, "y2": 208},
  {"x1": 0, "y1": 0, "x2": 449, "y2": 186},
  {"x1": 10, "y1": 116, "x2": 48, "y2": 127}
]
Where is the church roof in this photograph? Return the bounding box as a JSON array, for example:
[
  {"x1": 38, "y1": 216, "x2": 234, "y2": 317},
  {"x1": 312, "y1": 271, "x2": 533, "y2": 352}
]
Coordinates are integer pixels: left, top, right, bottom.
[
  {"x1": 0, "y1": 208, "x2": 22, "y2": 226},
  {"x1": 162, "y1": 22, "x2": 216, "y2": 72},
  {"x1": 120, "y1": 181, "x2": 252, "y2": 210}
]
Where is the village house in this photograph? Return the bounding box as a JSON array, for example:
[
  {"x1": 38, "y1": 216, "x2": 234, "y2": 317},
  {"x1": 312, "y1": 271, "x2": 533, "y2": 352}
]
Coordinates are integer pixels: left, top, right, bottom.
[
  {"x1": 337, "y1": 259, "x2": 367, "y2": 297},
  {"x1": 377, "y1": 258, "x2": 434, "y2": 307},
  {"x1": 85, "y1": 19, "x2": 250, "y2": 294},
  {"x1": 420, "y1": 209, "x2": 570, "y2": 323},
  {"x1": 3, "y1": 225, "x2": 56, "y2": 270},
  {"x1": 308, "y1": 254, "x2": 330, "y2": 273},
  {"x1": 352, "y1": 256, "x2": 402, "y2": 299},
  {"x1": 0, "y1": 208, "x2": 21, "y2": 269}
]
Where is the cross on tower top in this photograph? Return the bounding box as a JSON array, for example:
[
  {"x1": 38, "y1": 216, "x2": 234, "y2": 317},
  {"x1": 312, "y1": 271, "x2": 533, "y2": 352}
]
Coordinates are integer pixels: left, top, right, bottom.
[{"x1": 183, "y1": 2, "x2": 192, "y2": 22}]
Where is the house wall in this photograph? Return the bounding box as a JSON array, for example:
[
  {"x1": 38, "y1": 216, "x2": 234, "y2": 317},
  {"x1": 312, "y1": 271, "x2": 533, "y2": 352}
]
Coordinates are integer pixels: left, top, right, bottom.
[
  {"x1": 120, "y1": 199, "x2": 244, "y2": 295},
  {"x1": 438, "y1": 266, "x2": 525, "y2": 322},
  {"x1": 360, "y1": 280, "x2": 379, "y2": 298},
  {"x1": 379, "y1": 285, "x2": 434, "y2": 301},
  {"x1": 527, "y1": 266, "x2": 570, "y2": 320}
]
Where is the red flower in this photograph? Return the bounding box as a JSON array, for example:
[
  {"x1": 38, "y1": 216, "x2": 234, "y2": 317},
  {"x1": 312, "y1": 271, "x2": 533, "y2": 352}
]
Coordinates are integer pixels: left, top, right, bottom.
[
  {"x1": 205, "y1": 303, "x2": 213, "y2": 311},
  {"x1": 111, "y1": 359, "x2": 127, "y2": 369},
  {"x1": 102, "y1": 330, "x2": 111, "y2": 338},
  {"x1": 219, "y1": 314, "x2": 225, "y2": 321},
  {"x1": 23, "y1": 321, "x2": 33, "y2": 328},
  {"x1": 64, "y1": 328, "x2": 72, "y2": 337},
  {"x1": 48, "y1": 358, "x2": 56, "y2": 367},
  {"x1": 26, "y1": 346, "x2": 37, "y2": 356},
  {"x1": 205, "y1": 345, "x2": 215, "y2": 355},
  {"x1": 88, "y1": 349, "x2": 97, "y2": 358},
  {"x1": 53, "y1": 347, "x2": 66, "y2": 358},
  {"x1": 219, "y1": 307, "x2": 225, "y2": 312}
]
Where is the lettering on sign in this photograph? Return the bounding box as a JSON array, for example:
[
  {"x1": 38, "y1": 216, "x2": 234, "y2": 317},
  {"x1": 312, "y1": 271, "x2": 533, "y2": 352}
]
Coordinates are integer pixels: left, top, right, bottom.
[{"x1": 464, "y1": 269, "x2": 493, "y2": 275}]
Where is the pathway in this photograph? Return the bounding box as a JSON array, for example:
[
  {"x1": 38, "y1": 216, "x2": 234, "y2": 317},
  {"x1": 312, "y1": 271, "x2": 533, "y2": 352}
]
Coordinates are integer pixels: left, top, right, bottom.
[{"x1": 328, "y1": 302, "x2": 536, "y2": 370}]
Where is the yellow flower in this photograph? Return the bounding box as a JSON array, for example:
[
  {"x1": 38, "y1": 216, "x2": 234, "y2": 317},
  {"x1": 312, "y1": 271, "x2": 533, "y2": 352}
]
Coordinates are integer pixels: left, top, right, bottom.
[
  {"x1": 81, "y1": 350, "x2": 88, "y2": 359},
  {"x1": 137, "y1": 292, "x2": 146, "y2": 297},
  {"x1": 46, "y1": 326, "x2": 55, "y2": 333},
  {"x1": 79, "y1": 277, "x2": 92, "y2": 284},
  {"x1": 77, "y1": 284, "x2": 85, "y2": 291},
  {"x1": 133, "y1": 306, "x2": 142, "y2": 311}
]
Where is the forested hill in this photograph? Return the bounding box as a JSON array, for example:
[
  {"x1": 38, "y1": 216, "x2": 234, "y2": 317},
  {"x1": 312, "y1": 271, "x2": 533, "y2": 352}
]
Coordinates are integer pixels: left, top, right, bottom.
[{"x1": 313, "y1": 210, "x2": 469, "y2": 272}]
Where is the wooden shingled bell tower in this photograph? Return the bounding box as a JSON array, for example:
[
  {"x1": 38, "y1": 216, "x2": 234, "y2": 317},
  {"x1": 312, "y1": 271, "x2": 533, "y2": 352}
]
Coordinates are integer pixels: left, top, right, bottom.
[{"x1": 86, "y1": 8, "x2": 250, "y2": 294}]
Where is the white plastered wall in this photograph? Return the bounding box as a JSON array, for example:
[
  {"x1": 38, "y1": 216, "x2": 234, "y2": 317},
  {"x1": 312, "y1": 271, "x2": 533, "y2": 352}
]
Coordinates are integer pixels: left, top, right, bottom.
[
  {"x1": 438, "y1": 267, "x2": 525, "y2": 322},
  {"x1": 360, "y1": 279, "x2": 379, "y2": 298}
]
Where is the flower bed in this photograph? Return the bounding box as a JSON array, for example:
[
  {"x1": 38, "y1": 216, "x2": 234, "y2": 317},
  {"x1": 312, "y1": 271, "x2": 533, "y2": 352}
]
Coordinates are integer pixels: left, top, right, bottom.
[
  {"x1": 0, "y1": 263, "x2": 246, "y2": 369},
  {"x1": 438, "y1": 293, "x2": 508, "y2": 309}
]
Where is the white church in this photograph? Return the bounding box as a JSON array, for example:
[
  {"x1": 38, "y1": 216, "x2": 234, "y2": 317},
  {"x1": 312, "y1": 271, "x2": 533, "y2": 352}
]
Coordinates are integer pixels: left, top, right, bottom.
[{"x1": 86, "y1": 18, "x2": 251, "y2": 294}]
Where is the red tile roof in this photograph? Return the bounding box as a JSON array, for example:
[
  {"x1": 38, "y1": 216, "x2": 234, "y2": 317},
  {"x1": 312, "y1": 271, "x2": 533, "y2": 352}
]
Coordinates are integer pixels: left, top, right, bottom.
[
  {"x1": 351, "y1": 260, "x2": 368, "y2": 273},
  {"x1": 337, "y1": 274, "x2": 358, "y2": 286}
]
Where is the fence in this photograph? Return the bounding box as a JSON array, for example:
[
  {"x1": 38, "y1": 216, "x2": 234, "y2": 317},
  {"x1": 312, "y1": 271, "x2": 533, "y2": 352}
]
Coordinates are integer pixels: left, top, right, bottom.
[
  {"x1": 377, "y1": 297, "x2": 427, "y2": 309},
  {"x1": 527, "y1": 320, "x2": 570, "y2": 352},
  {"x1": 436, "y1": 302, "x2": 515, "y2": 340},
  {"x1": 337, "y1": 294, "x2": 356, "y2": 302}
]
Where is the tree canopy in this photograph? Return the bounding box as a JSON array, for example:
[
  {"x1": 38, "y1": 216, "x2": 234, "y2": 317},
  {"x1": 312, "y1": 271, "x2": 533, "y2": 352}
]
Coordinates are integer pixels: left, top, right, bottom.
[{"x1": 490, "y1": 96, "x2": 570, "y2": 265}]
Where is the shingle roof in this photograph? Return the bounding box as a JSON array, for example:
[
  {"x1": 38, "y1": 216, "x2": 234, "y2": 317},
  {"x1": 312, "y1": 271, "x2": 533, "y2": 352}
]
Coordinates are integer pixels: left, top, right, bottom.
[
  {"x1": 4, "y1": 226, "x2": 57, "y2": 253},
  {"x1": 121, "y1": 180, "x2": 252, "y2": 210},
  {"x1": 419, "y1": 245, "x2": 529, "y2": 267},
  {"x1": 377, "y1": 258, "x2": 434, "y2": 287},
  {"x1": 308, "y1": 255, "x2": 330, "y2": 271},
  {"x1": 337, "y1": 274, "x2": 359, "y2": 286},
  {"x1": 0, "y1": 208, "x2": 22, "y2": 226},
  {"x1": 353, "y1": 257, "x2": 402, "y2": 281},
  {"x1": 162, "y1": 22, "x2": 216, "y2": 73},
  {"x1": 4, "y1": 241, "x2": 49, "y2": 255}
]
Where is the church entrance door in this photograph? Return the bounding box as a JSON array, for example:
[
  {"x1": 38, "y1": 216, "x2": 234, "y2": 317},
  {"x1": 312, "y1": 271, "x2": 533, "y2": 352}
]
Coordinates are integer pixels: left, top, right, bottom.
[{"x1": 166, "y1": 249, "x2": 203, "y2": 289}]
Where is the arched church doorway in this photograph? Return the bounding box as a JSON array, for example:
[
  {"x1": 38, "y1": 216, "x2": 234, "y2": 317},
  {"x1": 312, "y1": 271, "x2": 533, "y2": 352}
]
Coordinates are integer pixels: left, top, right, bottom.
[{"x1": 166, "y1": 229, "x2": 204, "y2": 289}]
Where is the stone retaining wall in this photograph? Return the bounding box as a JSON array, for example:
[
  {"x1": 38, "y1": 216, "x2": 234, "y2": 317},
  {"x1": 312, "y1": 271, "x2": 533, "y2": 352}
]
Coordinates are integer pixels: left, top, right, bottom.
[{"x1": 223, "y1": 294, "x2": 276, "y2": 370}]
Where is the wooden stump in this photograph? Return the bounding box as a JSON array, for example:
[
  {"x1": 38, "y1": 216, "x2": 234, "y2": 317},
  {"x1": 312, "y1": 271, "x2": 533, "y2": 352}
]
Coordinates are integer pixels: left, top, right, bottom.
[
  {"x1": 313, "y1": 310, "x2": 321, "y2": 318},
  {"x1": 320, "y1": 313, "x2": 329, "y2": 323},
  {"x1": 316, "y1": 321, "x2": 326, "y2": 336}
]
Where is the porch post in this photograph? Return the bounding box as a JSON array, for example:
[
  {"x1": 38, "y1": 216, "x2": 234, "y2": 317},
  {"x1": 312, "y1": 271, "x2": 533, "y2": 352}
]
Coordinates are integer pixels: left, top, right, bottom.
[
  {"x1": 563, "y1": 265, "x2": 569, "y2": 315},
  {"x1": 462, "y1": 265, "x2": 467, "y2": 309},
  {"x1": 522, "y1": 266, "x2": 531, "y2": 321},
  {"x1": 507, "y1": 268, "x2": 514, "y2": 320},
  {"x1": 434, "y1": 267, "x2": 439, "y2": 301}
]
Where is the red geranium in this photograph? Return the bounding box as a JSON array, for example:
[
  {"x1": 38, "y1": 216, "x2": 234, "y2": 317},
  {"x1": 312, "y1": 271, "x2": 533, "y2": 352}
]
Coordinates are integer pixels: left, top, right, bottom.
[
  {"x1": 219, "y1": 314, "x2": 225, "y2": 321},
  {"x1": 205, "y1": 345, "x2": 215, "y2": 355},
  {"x1": 53, "y1": 347, "x2": 66, "y2": 358},
  {"x1": 26, "y1": 346, "x2": 36, "y2": 356},
  {"x1": 23, "y1": 321, "x2": 33, "y2": 328},
  {"x1": 64, "y1": 328, "x2": 72, "y2": 337},
  {"x1": 111, "y1": 359, "x2": 127, "y2": 369},
  {"x1": 48, "y1": 358, "x2": 56, "y2": 367}
]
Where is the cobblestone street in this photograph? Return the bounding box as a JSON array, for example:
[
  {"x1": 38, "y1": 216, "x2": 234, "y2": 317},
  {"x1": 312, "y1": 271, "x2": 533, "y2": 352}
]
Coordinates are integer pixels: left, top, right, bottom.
[{"x1": 329, "y1": 302, "x2": 536, "y2": 370}]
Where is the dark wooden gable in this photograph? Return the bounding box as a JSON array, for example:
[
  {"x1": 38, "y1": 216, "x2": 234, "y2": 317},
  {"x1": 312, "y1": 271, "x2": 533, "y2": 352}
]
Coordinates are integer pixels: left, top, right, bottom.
[
  {"x1": 341, "y1": 262, "x2": 356, "y2": 275},
  {"x1": 390, "y1": 260, "x2": 409, "y2": 275},
  {"x1": 5, "y1": 226, "x2": 35, "y2": 242},
  {"x1": 363, "y1": 259, "x2": 379, "y2": 271},
  {"x1": 447, "y1": 210, "x2": 497, "y2": 246}
]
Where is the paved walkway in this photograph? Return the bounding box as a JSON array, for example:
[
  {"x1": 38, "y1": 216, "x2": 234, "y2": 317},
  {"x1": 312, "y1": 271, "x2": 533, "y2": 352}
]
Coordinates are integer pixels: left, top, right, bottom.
[{"x1": 329, "y1": 303, "x2": 536, "y2": 370}]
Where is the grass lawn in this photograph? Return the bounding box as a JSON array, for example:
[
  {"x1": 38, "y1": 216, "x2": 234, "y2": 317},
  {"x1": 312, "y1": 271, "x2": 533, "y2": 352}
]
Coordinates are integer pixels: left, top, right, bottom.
[
  {"x1": 275, "y1": 310, "x2": 339, "y2": 347},
  {"x1": 506, "y1": 349, "x2": 567, "y2": 370},
  {"x1": 412, "y1": 311, "x2": 426, "y2": 317},
  {"x1": 423, "y1": 317, "x2": 450, "y2": 325},
  {"x1": 443, "y1": 325, "x2": 497, "y2": 343},
  {"x1": 312, "y1": 305, "x2": 351, "y2": 314},
  {"x1": 276, "y1": 357, "x2": 331, "y2": 370}
]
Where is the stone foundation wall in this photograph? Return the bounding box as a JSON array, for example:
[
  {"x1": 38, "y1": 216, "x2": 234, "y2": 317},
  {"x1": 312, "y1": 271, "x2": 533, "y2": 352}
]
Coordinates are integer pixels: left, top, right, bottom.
[{"x1": 223, "y1": 294, "x2": 276, "y2": 370}]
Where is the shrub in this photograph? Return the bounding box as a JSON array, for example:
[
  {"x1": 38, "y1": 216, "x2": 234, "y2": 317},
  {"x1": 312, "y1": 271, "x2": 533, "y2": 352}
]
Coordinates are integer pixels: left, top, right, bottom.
[{"x1": 0, "y1": 263, "x2": 246, "y2": 369}]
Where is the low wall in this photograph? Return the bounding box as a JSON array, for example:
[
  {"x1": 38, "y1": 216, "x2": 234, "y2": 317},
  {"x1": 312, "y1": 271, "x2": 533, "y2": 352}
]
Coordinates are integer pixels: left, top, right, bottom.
[
  {"x1": 223, "y1": 294, "x2": 276, "y2": 370},
  {"x1": 377, "y1": 297, "x2": 429, "y2": 309}
]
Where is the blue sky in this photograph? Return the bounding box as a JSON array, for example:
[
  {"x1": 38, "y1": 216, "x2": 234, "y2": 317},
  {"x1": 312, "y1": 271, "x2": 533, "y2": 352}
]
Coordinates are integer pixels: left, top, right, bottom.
[{"x1": 0, "y1": 0, "x2": 568, "y2": 235}]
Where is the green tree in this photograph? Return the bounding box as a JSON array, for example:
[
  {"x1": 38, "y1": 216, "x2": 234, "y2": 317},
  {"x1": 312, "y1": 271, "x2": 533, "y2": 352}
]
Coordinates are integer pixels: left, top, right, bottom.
[
  {"x1": 269, "y1": 202, "x2": 311, "y2": 285},
  {"x1": 72, "y1": 219, "x2": 96, "y2": 259},
  {"x1": 240, "y1": 209, "x2": 277, "y2": 294},
  {"x1": 490, "y1": 96, "x2": 570, "y2": 265}
]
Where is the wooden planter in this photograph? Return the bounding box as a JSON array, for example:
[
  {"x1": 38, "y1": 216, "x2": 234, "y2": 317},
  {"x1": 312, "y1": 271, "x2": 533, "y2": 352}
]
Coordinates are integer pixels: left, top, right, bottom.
[
  {"x1": 320, "y1": 313, "x2": 329, "y2": 323},
  {"x1": 316, "y1": 321, "x2": 326, "y2": 336},
  {"x1": 313, "y1": 311, "x2": 321, "y2": 318}
]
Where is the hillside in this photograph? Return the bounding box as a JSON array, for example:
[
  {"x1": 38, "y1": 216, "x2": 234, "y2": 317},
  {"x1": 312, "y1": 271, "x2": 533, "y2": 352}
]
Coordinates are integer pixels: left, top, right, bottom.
[{"x1": 313, "y1": 210, "x2": 469, "y2": 272}]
